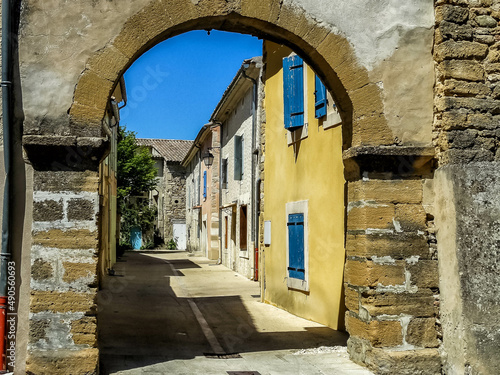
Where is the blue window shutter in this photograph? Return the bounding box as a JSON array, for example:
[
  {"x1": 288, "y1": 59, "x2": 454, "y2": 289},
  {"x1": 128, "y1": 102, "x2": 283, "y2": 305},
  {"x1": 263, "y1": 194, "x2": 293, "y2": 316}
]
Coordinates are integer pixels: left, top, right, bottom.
[
  {"x1": 283, "y1": 55, "x2": 304, "y2": 129},
  {"x1": 315, "y1": 74, "x2": 327, "y2": 118},
  {"x1": 203, "y1": 171, "x2": 207, "y2": 199},
  {"x1": 287, "y1": 213, "x2": 305, "y2": 280},
  {"x1": 234, "y1": 135, "x2": 242, "y2": 180}
]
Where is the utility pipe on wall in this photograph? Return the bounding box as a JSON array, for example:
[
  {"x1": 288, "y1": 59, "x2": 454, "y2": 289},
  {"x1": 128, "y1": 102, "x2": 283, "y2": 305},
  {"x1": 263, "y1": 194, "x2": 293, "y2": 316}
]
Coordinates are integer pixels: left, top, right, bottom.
[{"x1": 1, "y1": 0, "x2": 14, "y2": 371}]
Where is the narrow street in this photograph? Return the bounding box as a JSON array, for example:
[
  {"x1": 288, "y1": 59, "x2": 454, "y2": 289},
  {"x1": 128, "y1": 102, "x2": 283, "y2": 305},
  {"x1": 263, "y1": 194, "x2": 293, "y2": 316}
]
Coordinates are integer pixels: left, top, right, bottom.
[{"x1": 98, "y1": 251, "x2": 373, "y2": 375}]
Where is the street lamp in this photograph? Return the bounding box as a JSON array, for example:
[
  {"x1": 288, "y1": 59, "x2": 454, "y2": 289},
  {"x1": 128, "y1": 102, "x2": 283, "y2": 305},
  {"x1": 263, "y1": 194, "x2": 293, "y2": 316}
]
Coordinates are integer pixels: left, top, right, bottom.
[{"x1": 202, "y1": 151, "x2": 214, "y2": 167}]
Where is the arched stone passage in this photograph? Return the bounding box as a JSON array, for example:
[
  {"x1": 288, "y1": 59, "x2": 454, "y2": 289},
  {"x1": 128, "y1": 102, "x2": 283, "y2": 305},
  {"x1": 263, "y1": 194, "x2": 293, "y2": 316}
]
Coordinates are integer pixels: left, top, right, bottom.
[
  {"x1": 22, "y1": 1, "x2": 441, "y2": 374},
  {"x1": 69, "y1": 0, "x2": 393, "y2": 148}
]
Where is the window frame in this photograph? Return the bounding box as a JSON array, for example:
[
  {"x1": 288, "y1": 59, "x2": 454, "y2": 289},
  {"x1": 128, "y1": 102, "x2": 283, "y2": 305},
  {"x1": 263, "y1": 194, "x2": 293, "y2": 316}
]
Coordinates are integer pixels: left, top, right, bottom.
[
  {"x1": 202, "y1": 170, "x2": 207, "y2": 200},
  {"x1": 221, "y1": 158, "x2": 228, "y2": 189},
  {"x1": 234, "y1": 135, "x2": 243, "y2": 181},
  {"x1": 285, "y1": 200, "x2": 309, "y2": 292},
  {"x1": 239, "y1": 204, "x2": 248, "y2": 250}
]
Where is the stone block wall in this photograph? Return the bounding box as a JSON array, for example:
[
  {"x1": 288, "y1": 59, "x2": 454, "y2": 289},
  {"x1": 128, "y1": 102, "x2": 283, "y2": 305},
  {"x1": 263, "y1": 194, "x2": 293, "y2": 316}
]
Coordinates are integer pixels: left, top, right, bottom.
[
  {"x1": 434, "y1": 0, "x2": 500, "y2": 164},
  {"x1": 343, "y1": 154, "x2": 442, "y2": 375},
  {"x1": 434, "y1": 1, "x2": 500, "y2": 373},
  {"x1": 27, "y1": 170, "x2": 100, "y2": 374},
  {"x1": 163, "y1": 163, "x2": 187, "y2": 241}
]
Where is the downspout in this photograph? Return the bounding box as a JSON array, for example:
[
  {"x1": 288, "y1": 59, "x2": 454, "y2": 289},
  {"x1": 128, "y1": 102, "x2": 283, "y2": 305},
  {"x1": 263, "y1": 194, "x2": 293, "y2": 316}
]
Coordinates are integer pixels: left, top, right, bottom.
[
  {"x1": 241, "y1": 67, "x2": 258, "y2": 280},
  {"x1": 0, "y1": 0, "x2": 13, "y2": 371}
]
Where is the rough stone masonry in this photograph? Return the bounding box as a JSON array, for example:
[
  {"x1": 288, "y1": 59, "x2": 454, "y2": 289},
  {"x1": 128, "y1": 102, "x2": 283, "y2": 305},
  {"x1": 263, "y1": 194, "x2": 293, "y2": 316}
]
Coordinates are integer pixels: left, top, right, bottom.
[{"x1": 434, "y1": 1, "x2": 500, "y2": 374}]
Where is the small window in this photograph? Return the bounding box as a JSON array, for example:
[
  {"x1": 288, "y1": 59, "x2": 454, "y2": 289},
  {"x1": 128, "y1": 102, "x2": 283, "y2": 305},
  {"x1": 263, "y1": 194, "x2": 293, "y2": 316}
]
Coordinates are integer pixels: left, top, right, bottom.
[
  {"x1": 234, "y1": 135, "x2": 243, "y2": 180},
  {"x1": 154, "y1": 159, "x2": 164, "y2": 177},
  {"x1": 286, "y1": 200, "x2": 309, "y2": 291},
  {"x1": 224, "y1": 216, "x2": 228, "y2": 250},
  {"x1": 239, "y1": 205, "x2": 247, "y2": 250},
  {"x1": 283, "y1": 54, "x2": 304, "y2": 130},
  {"x1": 221, "y1": 158, "x2": 228, "y2": 188},
  {"x1": 287, "y1": 213, "x2": 305, "y2": 280},
  {"x1": 203, "y1": 171, "x2": 207, "y2": 200},
  {"x1": 314, "y1": 75, "x2": 327, "y2": 118}
]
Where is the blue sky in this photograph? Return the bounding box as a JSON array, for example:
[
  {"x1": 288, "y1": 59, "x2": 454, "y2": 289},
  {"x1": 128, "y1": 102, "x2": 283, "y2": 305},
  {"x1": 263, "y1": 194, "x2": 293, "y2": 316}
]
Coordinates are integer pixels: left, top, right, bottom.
[{"x1": 120, "y1": 30, "x2": 263, "y2": 140}]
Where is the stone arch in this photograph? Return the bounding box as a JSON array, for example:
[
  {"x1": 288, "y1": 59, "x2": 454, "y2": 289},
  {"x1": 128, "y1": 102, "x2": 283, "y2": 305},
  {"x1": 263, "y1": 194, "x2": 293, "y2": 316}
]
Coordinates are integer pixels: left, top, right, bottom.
[
  {"x1": 24, "y1": 1, "x2": 443, "y2": 374},
  {"x1": 69, "y1": 0, "x2": 393, "y2": 148}
]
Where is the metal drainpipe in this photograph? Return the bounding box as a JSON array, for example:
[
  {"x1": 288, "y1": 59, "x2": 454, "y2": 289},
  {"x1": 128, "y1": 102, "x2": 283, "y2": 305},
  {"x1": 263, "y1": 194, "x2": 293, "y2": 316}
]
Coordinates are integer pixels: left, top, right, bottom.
[
  {"x1": 241, "y1": 67, "x2": 258, "y2": 280},
  {"x1": 0, "y1": 0, "x2": 13, "y2": 371}
]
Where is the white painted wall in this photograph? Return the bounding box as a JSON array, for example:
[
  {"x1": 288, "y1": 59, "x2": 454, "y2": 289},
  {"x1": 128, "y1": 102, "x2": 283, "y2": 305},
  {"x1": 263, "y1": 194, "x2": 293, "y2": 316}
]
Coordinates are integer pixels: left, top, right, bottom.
[{"x1": 220, "y1": 84, "x2": 256, "y2": 279}]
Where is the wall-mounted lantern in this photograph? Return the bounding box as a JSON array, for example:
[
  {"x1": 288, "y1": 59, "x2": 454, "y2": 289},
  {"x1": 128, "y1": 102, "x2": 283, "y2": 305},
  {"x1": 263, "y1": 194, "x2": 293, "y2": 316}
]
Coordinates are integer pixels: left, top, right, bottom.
[{"x1": 202, "y1": 151, "x2": 215, "y2": 167}]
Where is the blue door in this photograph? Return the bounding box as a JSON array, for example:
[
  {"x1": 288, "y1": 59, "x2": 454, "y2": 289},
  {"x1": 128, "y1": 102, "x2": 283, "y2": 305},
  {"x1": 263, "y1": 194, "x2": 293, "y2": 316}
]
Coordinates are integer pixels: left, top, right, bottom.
[{"x1": 131, "y1": 226, "x2": 142, "y2": 250}]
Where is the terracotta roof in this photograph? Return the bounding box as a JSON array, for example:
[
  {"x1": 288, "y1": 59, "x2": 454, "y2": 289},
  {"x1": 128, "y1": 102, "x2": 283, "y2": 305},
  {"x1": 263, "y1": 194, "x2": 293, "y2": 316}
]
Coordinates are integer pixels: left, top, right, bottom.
[{"x1": 136, "y1": 138, "x2": 193, "y2": 163}]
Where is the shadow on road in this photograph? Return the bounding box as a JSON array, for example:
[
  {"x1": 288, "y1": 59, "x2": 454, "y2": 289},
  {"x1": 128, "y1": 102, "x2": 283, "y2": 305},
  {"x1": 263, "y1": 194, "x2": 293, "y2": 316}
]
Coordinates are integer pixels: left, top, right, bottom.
[{"x1": 98, "y1": 251, "x2": 347, "y2": 374}]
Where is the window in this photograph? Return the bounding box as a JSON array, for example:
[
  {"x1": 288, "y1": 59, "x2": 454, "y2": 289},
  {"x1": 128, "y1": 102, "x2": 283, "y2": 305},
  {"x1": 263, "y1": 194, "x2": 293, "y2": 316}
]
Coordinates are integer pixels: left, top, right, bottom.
[
  {"x1": 287, "y1": 213, "x2": 305, "y2": 280},
  {"x1": 234, "y1": 135, "x2": 243, "y2": 180},
  {"x1": 286, "y1": 200, "x2": 309, "y2": 291},
  {"x1": 224, "y1": 216, "x2": 228, "y2": 249},
  {"x1": 283, "y1": 54, "x2": 304, "y2": 130},
  {"x1": 239, "y1": 205, "x2": 247, "y2": 250},
  {"x1": 203, "y1": 170, "x2": 207, "y2": 200},
  {"x1": 154, "y1": 159, "x2": 164, "y2": 177},
  {"x1": 314, "y1": 75, "x2": 327, "y2": 118},
  {"x1": 221, "y1": 158, "x2": 228, "y2": 188}
]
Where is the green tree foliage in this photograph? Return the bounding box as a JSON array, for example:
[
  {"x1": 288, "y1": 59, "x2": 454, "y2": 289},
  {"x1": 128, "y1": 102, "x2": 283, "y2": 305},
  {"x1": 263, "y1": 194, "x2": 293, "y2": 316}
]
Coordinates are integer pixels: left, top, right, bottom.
[
  {"x1": 117, "y1": 126, "x2": 158, "y2": 245},
  {"x1": 117, "y1": 126, "x2": 157, "y2": 200}
]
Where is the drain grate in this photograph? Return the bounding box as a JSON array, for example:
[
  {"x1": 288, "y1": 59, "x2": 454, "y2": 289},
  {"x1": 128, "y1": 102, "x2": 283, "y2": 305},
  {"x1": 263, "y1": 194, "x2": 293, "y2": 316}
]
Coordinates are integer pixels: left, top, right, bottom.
[
  {"x1": 204, "y1": 353, "x2": 242, "y2": 359},
  {"x1": 227, "y1": 372, "x2": 261, "y2": 375}
]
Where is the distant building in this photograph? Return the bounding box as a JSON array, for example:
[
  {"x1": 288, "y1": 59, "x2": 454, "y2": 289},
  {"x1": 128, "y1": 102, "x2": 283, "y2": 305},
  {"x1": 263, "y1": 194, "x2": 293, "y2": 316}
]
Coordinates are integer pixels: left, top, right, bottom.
[
  {"x1": 212, "y1": 57, "x2": 262, "y2": 280},
  {"x1": 182, "y1": 124, "x2": 221, "y2": 259},
  {"x1": 136, "y1": 139, "x2": 192, "y2": 249}
]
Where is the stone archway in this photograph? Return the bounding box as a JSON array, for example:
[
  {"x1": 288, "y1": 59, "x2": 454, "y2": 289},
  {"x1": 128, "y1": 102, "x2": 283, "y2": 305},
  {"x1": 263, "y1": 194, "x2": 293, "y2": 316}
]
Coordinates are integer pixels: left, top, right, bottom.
[
  {"x1": 22, "y1": 1, "x2": 440, "y2": 374},
  {"x1": 68, "y1": 0, "x2": 393, "y2": 148}
]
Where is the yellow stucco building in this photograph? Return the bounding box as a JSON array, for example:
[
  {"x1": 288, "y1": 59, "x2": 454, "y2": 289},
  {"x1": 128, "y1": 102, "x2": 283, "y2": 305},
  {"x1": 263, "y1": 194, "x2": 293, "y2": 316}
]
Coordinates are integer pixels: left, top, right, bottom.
[{"x1": 262, "y1": 41, "x2": 346, "y2": 330}]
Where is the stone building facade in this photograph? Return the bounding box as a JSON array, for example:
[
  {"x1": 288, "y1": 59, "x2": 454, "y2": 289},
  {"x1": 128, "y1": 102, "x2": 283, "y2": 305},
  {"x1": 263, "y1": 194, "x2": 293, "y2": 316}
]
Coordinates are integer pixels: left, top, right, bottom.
[
  {"x1": 3, "y1": 1, "x2": 500, "y2": 374},
  {"x1": 136, "y1": 139, "x2": 192, "y2": 247},
  {"x1": 182, "y1": 125, "x2": 221, "y2": 260},
  {"x1": 215, "y1": 57, "x2": 262, "y2": 280}
]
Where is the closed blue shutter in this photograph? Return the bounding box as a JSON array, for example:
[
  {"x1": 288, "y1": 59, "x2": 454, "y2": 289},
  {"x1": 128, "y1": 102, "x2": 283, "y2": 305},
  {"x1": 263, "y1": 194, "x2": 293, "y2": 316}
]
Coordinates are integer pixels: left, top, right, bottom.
[
  {"x1": 287, "y1": 213, "x2": 305, "y2": 280},
  {"x1": 315, "y1": 74, "x2": 327, "y2": 118},
  {"x1": 203, "y1": 171, "x2": 207, "y2": 199},
  {"x1": 283, "y1": 55, "x2": 304, "y2": 129}
]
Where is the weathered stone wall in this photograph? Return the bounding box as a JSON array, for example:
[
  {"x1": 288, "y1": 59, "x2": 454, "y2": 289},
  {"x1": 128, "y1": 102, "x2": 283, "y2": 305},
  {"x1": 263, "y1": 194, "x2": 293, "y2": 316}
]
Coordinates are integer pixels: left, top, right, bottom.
[
  {"x1": 342, "y1": 151, "x2": 441, "y2": 375},
  {"x1": 163, "y1": 162, "x2": 187, "y2": 241},
  {"x1": 434, "y1": 1, "x2": 500, "y2": 374},
  {"x1": 185, "y1": 156, "x2": 201, "y2": 253},
  {"x1": 27, "y1": 170, "x2": 100, "y2": 374}
]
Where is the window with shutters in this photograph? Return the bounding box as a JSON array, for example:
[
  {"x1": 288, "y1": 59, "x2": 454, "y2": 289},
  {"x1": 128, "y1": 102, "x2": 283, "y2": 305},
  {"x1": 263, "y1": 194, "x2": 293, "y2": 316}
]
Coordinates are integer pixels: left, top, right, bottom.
[
  {"x1": 239, "y1": 205, "x2": 247, "y2": 250},
  {"x1": 314, "y1": 75, "x2": 327, "y2": 118},
  {"x1": 234, "y1": 135, "x2": 243, "y2": 180},
  {"x1": 286, "y1": 200, "x2": 309, "y2": 291},
  {"x1": 221, "y1": 158, "x2": 228, "y2": 189},
  {"x1": 283, "y1": 54, "x2": 305, "y2": 130},
  {"x1": 224, "y1": 216, "x2": 228, "y2": 250},
  {"x1": 288, "y1": 213, "x2": 305, "y2": 280},
  {"x1": 203, "y1": 170, "x2": 207, "y2": 200}
]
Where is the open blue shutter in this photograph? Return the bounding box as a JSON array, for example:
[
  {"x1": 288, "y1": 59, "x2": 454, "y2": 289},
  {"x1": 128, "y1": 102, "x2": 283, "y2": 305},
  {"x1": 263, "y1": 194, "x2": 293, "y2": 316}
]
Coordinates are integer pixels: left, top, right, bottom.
[
  {"x1": 283, "y1": 55, "x2": 304, "y2": 129},
  {"x1": 287, "y1": 213, "x2": 305, "y2": 280},
  {"x1": 203, "y1": 171, "x2": 207, "y2": 199},
  {"x1": 315, "y1": 75, "x2": 327, "y2": 118}
]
